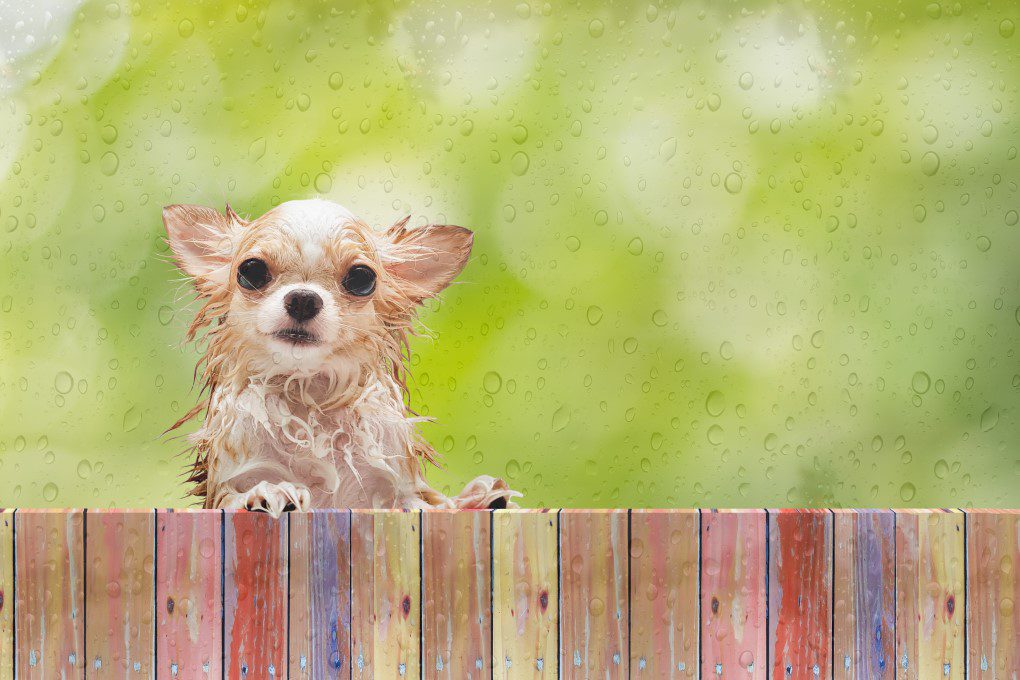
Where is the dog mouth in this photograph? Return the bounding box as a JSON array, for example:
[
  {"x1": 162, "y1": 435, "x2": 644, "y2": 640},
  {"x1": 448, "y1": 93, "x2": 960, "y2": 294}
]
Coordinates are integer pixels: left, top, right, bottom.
[{"x1": 272, "y1": 327, "x2": 319, "y2": 345}]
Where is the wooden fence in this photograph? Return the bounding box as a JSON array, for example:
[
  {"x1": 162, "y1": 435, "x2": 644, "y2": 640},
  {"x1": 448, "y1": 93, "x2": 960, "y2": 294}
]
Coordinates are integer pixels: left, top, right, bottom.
[{"x1": 0, "y1": 508, "x2": 1015, "y2": 679}]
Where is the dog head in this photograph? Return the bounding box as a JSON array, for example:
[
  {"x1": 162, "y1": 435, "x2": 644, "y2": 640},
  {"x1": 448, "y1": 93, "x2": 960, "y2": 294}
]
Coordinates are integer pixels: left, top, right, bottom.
[{"x1": 164, "y1": 199, "x2": 472, "y2": 380}]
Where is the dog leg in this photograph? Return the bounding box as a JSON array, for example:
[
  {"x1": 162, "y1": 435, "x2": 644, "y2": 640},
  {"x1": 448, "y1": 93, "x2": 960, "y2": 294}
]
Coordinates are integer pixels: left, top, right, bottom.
[
  {"x1": 451, "y1": 475, "x2": 521, "y2": 509},
  {"x1": 218, "y1": 480, "x2": 312, "y2": 517}
]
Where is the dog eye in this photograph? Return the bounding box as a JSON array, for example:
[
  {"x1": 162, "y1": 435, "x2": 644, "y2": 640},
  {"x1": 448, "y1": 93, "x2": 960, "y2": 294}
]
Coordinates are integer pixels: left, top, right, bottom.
[
  {"x1": 237, "y1": 258, "x2": 271, "y2": 290},
  {"x1": 342, "y1": 264, "x2": 376, "y2": 297}
]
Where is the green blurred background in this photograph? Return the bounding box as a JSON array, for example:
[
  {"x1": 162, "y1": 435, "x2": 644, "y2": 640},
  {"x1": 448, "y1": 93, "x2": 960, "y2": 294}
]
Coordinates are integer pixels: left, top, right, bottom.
[{"x1": 1, "y1": 0, "x2": 1017, "y2": 509}]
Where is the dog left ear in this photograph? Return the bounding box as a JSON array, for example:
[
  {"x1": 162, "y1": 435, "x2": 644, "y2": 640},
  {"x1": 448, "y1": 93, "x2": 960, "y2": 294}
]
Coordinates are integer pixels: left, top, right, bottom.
[
  {"x1": 163, "y1": 204, "x2": 246, "y2": 293},
  {"x1": 383, "y1": 219, "x2": 474, "y2": 302}
]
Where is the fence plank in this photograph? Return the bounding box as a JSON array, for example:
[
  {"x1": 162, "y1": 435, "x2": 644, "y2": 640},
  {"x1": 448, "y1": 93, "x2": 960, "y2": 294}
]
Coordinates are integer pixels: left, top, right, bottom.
[
  {"x1": 559, "y1": 509, "x2": 628, "y2": 679},
  {"x1": 832, "y1": 509, "x2": 895, "y2": 679},
  {"x1": 224, "y1": 510, "x2": 288, "y2": 679},
  {"x1": 422, "y1": 510, "x2": 490, "y2": 679},
  {"x1": 85, "y1": 509, "x2": 155, "y2": 677},
  {"x1": 701, "y1": 509, "x2": 767, "y2": 679},
  {"x1": 289, "y1": 509, "x2": 352, "y2": 679},
  {"x1": 0, "y1": 510, "x2": 12, "y2": 680},
  {"x1": 768, "y1": 509, "x2": 833, "y2": 679},
  {"x1": 492, "y1": 509, "x2": 558, "y2": 679},
  {"x1": 15, "y1": 509, "x2": 85, "y2": 678},
  {"x1": 965, "y1": 509, "x2": 1019, "y2": 679},
  {"x1": 895, "y1": 509, "x2": 964, "y2": 680},
  {"x1": 629, "y1": 509, "x2": 698, "y2": 677},
  {"x1": 155, "y1": 509, "x2": 222, "y2": 679},
  {"x1": 350, "y1": 510, "x2": 421, "y2": 680}
]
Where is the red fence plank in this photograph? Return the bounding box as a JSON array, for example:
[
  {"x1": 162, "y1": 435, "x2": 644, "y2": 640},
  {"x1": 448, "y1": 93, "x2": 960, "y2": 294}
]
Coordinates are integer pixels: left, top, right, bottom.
[
  {"x1": 15, "y1": 509, "x2": 85, "y2": 678},
  {"x1": 701, "y1": 509, "x2": 767, "y2": 679},
  {"x1": 832, "y1": 509, "x2": 895, "y2": 679},
  {"x1": 768, "y1": 509, "x2": 833, "y2": 679},
  {"x1": 156, "y1": 509, "x2": 222, "y2": 678},
  {"x1": 350, "y1": 510, "x2": 421, "y2": 680},
  {"x1": 0, "y1": 510, "x2": 11, "y2": 680},
  {"x1": 224, "y1": 510, "x2": 288, "y2": 679},
  {"x1": 492, "y1": 509, "x2": 558, "y2": 678},
  {"x1": 629, "y1": 509, "x2": 699, "y2": 677},
  {"x1": 289, "y1": 509, "x2": 352, "y2": 678},
  {"x1": 895, "y1": 509, "x2": 964, "y2": 680},
  {"x1": 85, "y1": 509, "x2": 155, "y2": 676},
  {"x1": 423, "y1": 510, "x2": 491, "y2": 679},
  {"x1": 559, "y1": 509, "x2": 628, "y2": 679},
  {"x1": 965, "y1": 509, "x2": 1018, "y2": 679}
]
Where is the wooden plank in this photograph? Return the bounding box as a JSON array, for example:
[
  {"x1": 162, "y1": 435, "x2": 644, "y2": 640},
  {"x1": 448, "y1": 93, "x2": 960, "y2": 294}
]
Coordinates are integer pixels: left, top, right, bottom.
[
  {"x1": 0, "y1": 510, "x2": 12, "y2": 680},
  {"x1": 350, "y1": 510, "x2": 421, "y2": 679},
  {"x1": 701, "y1": 509, "x2": 767, "y2": 679},
  {"x1": 492, "y1": 509, "x2": 558, "y2": 679},
  {"x1": 629, "y1": 509, "x2": 699, "y2": 677},
  {"x1": 559, "y1": 509, "x2": 628, "y2": 679},
  {"x1": 85, "y1": 509, "x2": 155, "y2": 676},
  {"x1": 15, "y1": 509, "x2": 85, "y2": 678},
  {"x1": 155, "y1": 509, "x2": 222, "y2": 678},
  {"x1": 832, "y1": 509, "x2": 895, "y2": 679},
  {"x1": 768, "y1": 509, "x2": 833, "y2": 679},
  {"x1": 895, "y1": 509, "x2": 964, "y2": 680},
  {"x1": 422, "y1": 510, "x2": 491, "y2": 679},
  {"x1": 289, "y1": 509, "x2": 352, "y2": 678},
  {"x1": 965, "y1": 509, "x2": 1019, "y2": 679},
  {"x1": 224, "y1": 510, "x2": 288, "y2": 679}
]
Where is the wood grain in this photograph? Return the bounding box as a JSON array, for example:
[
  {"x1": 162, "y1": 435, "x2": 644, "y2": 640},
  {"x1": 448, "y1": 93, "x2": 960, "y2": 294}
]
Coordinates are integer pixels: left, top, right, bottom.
[
  {"x1": 85, "y1": 509, "x2": 155, "y2": 677},
  {"x1": 224, "y1": 510, "x2": 288, "y2": 679},
  {"x1": 965, "y1": 509, "x2": 1018, "y2": 679},
  {"x1": 0, "y1": 510, "x2": 12, "y2": 680},
  {"x1": 768, "y1": 509, "x2": 833, "y2": 680},
  {"x1": 422, "y1": 510, "x2": 491, "y2": 679},
  {"x1": 629, "y1": 509, "x2": 699, "y2": 678},
  {"x1": 289, "y1": 509, "x2": 352, "y2": 679},
  {"x1": 832, "y1": 509, "x2": 895, "y2": 679},
  {"x1": 155, "y1": 509, "x2": 222, "y2": 678},
  {"x1": 492, "y1": 509, "x2": 558, "y2": 679},
  {"x1": 700, "y1": 509, "x2": 767, "y2": 679},
  {"x1": 15, "y1": 509, "x2": 85, "y2": 679},
  {"x1": 350, "y1": 510, "x2": 421, "y2": 679},
  {"x1": 895, "y1": 509, "x2": 964, "y2": 680},
  {"x1": 559, "y1": 509, "x2": 628, "y2": 679}
]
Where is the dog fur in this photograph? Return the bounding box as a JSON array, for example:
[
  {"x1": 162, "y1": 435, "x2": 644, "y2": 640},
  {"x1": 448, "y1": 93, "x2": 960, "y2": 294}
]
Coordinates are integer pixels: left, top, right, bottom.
[{"x1": 164, "y1": 198, "x2": 518, "y2": 515}]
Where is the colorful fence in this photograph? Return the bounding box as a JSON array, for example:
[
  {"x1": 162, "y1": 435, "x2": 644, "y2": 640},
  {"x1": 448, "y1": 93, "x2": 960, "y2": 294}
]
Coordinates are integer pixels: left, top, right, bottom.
[{"x1": 0, "y1": 508, "x2": 1015, "y2": 679}]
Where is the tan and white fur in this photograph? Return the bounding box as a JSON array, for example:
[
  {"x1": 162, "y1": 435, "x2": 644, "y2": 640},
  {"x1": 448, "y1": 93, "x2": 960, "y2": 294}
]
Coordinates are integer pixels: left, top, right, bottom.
[{"x1": 164, "y1": 199, "x2": 518, "y2": 515}]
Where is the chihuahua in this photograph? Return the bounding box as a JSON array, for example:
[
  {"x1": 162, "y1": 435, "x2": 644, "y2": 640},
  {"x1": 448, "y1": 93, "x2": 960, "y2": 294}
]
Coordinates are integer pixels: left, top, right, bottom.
[{"x1": 164, "y1": 199, "x2": 518, "y2": 515}]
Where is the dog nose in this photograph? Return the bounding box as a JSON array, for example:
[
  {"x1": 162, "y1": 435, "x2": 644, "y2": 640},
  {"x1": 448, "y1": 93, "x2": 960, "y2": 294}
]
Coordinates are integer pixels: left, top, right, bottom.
[{"x1": 284, "y1": 289, "x2": 323, "y2": 322}]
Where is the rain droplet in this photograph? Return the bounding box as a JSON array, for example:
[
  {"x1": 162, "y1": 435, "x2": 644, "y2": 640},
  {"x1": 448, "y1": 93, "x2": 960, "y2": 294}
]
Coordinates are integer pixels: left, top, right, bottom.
[
  {"x1": 314, "y1": 173, "x2": 332, "y2": 193},
  {"x1": 123, "y1": 406, "x2": 141, "y2": 432},
  {"x1": 100, "y1": 152, "x2": 119, "y2": 176},
  {"x1": 178, "y1": 19, "x2": 194, "y2": 38},
  {"x1": 1000, "y1": 19, "x2": 1015, "y2": 38},
  {"x1": 482, "y1": 371, "x2": 502, "y2": 394},
  {"x1": 724, "y1": 173, "x2": 743, "y2": 194},
  {"x1": 738, "y1": 72, "x2": 754, "y2": 90},
  {"x1": 920, "y1": 151, "x2": 940, "y2": 176},
  {"x1": 899, "y1": 482, "x2": 916, "y2": 502},
  {"x1": 77, "y1": 459, "x2": 92, "y2": 479},
  {"x1": 552, "y1": 406, "x2": 570, "y2": 432},
  {"x1": 510, "y1": 151, "x2": 530, "y2": 176},
  {"x1": 627, "y1": 238, "x2": 644, "y2": 255},
  {"x1": 158, "y1": 306, "x2": 175, "y2": 325},
  {"x1": 911, "y1": 371, "x2": 931, "y2": 394},
  {"x1": 328, "y1": 72, "x2": 343, "y2": 90},
  {"x1": 976, "y1": 236, "x2": 991, "y2": 252},
  {"x1": 659, "y1": 137, "x2": 677, "y2": 161},
  {"x1": 705, "y1": 391, "x2": 725, "y2": 417},
  {"x1": 934, "y1": 459, "x2": 949, "y2": 479},
  {"x1": 54, "y1": 371, "x2": 73, "y2": 394},
  {"x1": 588, "y1": 19, "x2": 604, "y2": 38},
  {"x1": 586, "y1": 306, "x2": 603, "y2": 325},
  {"x1": 980, "y1": 406, "x2": 999, "y2": 432},
  {"x1": 43, "y1": 482, "x2": 59, "y2": 502}
]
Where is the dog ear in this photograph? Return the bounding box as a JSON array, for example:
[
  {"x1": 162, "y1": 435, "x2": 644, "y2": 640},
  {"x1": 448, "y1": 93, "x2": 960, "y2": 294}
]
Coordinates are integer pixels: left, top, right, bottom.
[
  {"x1": 383, "y1": 219, "x2": 474, "y2": 302},
  {"x1": 163, "y1": 204, "x2": 245, "y2": 291}
]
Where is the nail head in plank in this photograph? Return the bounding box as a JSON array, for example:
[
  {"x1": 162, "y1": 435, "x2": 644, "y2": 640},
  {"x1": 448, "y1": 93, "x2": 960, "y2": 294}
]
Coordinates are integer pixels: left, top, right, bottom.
[
  {"x1": 701, "y1": 509, "x2": 767, "y2": 680},
  {"x1": 629, "y1": 509, "x2": 699, "y2": 677},
  {"x1": 350, "y1": 510, "x2": 421, "y2": 680},
  {"x1": 894, "y1": 509, "x2": 964, "y2": 680},
  {"x1": 85, "y1": 509, "x2": 155, "y2": 677},
  {"x1": 492, "y1": 509, "x2": 558, "y2": 679},
  {"x1": 15, "y1": 509, "x2": 85, "y2": 678},
  {"x1": 289, "y1": 509, "x2": 352, "y2": 679},
  {"x1": 422, "y1": 510, "x2": 491, "y2": 679},
  {"x1": 156, "y1": 509, "x2": 222, "y2": 678},
  {"x1": 832, "y1": 509, "x2": 894, "y2": 679},
  {"x1": 224, "y1": 510, "x2": 288, "y2": 679},
  {"x1": 0, "y1": 510, "x2": 12, "y2": 680},
  {"x1": 965, "y1": 509, "x2": 1018, "y2": 679},
  {"x1": 559, "y1": 509, "x2": 628, "y2": 679}
]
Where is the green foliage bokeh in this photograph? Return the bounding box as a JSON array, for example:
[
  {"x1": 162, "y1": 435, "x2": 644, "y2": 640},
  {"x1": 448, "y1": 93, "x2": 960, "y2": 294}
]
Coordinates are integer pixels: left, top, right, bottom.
[{"x1": 1, "y1": 0, "x2": 1018, "y2": 508}]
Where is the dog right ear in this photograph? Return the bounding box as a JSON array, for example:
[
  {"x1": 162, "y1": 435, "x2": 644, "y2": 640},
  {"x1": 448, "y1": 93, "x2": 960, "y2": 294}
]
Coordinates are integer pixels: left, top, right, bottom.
[{"x1": 163, "y1": 204, "x2": 244, "y2": 293}]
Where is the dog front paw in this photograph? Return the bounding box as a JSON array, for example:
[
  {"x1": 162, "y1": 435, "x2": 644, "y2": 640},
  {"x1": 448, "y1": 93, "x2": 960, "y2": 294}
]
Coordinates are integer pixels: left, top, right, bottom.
[
  {"x1": 237, "y1": 481, "x2": 311, "y2": 517},
  {"x1": 453, "y1": 475, "x2": 521, "y2": 509}
]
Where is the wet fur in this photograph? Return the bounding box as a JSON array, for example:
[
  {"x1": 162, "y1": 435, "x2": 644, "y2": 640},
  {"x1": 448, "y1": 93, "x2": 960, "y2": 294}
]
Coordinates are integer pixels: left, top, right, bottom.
[{"x1": 165, "y1": 199, "x2": 517, "y2": 513}]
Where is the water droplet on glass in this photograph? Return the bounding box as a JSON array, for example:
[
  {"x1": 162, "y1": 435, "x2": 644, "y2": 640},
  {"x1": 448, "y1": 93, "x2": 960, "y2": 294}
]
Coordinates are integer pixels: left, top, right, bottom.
[
  {"x1": 482, "y1": 371, "x2": 502, "y2": 394},
  {"x1": 911, "y1": 371, "x2": 931, "y2": 394},
  {"x1": 899, "y1": 482, "x2": 916, "y2": 502},
  {"x1": 54, "y1": 371, "x2": 73, "y2": 394}
]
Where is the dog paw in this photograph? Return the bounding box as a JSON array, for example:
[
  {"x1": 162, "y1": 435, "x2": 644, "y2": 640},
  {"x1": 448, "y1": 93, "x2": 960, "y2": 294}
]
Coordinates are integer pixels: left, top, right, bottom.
[
  {"x1": 238, "y1": 481, "x2": 311, "y2": 517},
  {"x1": 453, "y1": 475, "x2": 521, "y2": 509}
]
